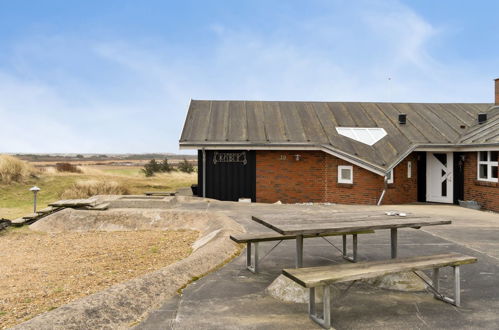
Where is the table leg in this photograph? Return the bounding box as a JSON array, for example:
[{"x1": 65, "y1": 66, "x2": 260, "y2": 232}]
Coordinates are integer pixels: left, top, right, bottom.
[
  {"x1": 296, "y1": 235, "x2": 304, "y2": 268},
  {"x1": 390, "y1": 228, "x2": 398, "y2": 258}
]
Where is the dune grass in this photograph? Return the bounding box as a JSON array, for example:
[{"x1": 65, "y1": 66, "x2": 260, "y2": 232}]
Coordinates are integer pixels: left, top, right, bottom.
[{"x1": 0, "y1": 166, "x2": 196, "y2": 220}]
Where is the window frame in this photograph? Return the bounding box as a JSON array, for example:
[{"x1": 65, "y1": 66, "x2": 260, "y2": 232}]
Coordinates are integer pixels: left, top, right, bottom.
[
  {"x1": 477, "y1": 151, "x2": 498, "y2": 182},
  {"x1": 338, "y1": 165, "x2": 353, "y2": 184},
  {"x1": 386, "y1": 169, "x2": 394, "y2": 184}
]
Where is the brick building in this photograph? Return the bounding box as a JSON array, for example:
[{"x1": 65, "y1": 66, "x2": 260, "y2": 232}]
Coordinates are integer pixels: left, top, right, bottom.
[{"x1": 180, "y1": 80, "x2": 499, "y2": 212}]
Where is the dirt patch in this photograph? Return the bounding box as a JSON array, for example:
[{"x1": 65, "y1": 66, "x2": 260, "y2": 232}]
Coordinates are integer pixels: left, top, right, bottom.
[{"x1": 0, "y1": 227, "x2": 198, "y2": 329}]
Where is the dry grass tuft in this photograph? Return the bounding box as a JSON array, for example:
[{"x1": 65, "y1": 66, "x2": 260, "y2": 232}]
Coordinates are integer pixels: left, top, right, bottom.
[
  {"x1": 60, "y1": 180, "x2": 130, "y2": 199},
  {"x1": 55, "y1": 162, "x2": 81, "y2": 173},
  {"x1": 0, "y1": 155, "x2": 36, "y2": 183}
]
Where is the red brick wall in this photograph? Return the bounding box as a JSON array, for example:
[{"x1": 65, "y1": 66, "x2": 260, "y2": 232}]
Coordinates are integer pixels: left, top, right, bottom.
[
  {"x1": 383, "y1": 153, "x2": 419, "y2": 204},
  {"x1": 463, "y1": 152, "x2": 499, "y2": 212},
  {"x1": 255, "y1": 151, "x2": 418, "y2": 205},
  {"x1": 256, "y1": 151, "x2": 326, "y2": 203},
  {"x1": 323, "y1": 155, "x2": 382, "y2": 205}
]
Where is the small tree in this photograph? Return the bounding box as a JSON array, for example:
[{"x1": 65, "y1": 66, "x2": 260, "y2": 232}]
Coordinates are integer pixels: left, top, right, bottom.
[
  {"x1": 178, "y1": 158, "x2": 194, "y2": 173},
  {"x1": 160, "y1": 158, "x2": 173, "y2": 172},
  {"x1": 142, "y1": 159, "x2": 160, "y2": 177}
]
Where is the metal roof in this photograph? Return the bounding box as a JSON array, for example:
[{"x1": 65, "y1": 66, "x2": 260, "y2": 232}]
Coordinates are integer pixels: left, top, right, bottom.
[
  {"x1": 180, "y1": 100, "x2": 496, "y2": 174},
  {"x1": 458, "y1": 106, "x2": 499, "y2": 145}
]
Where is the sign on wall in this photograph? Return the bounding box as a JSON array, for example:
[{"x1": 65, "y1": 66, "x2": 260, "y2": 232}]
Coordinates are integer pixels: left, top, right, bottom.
[{"x1": 213, "y1": 151, "x2": 248, "y2": 165}]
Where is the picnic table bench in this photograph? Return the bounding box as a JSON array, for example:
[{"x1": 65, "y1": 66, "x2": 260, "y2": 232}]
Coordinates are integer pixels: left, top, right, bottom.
[
  {"x1": 230, "y1": 230, "x2": 374, "y2": 273},
  {"x1": 251, "y1": 214, "x2": 452, "y2": 267},
  {"x1": 283, "y1": 253, "x2": 477, "y2": 329}
]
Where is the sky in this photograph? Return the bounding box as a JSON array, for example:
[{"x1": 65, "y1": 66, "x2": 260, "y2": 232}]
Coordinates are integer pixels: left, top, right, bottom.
[{"x1": 0, "y1": 0, "x2": 498, "y2": 154}]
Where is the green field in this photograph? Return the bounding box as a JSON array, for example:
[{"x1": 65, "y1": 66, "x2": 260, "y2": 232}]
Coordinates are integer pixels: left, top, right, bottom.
[{"x1": 0, "y1": 166, "x2": 196, "y2": 220}]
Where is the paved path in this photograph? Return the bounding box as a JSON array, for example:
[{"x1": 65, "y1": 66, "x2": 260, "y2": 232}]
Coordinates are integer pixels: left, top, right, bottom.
[{"x1": 136, "y1": 202, "x2": 499, "y2": 329}]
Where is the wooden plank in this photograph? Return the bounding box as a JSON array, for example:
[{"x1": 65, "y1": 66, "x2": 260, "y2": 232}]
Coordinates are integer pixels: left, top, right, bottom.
[
  {"x1": 22, "y1": 213, "x2": 39, "y2": 220},
  {"x1": 86, "y1": 203, "x2": 110, "y2": 211},
  {"x1": 251, "y1": 215, "x2": 450, "y2": 236},
  {"x1": 144, "y1": 191, "x2": 176, "y2": 196},
  {"x1": 230, "y1": 230, "x2": 375, "y2": 243},
  {"x1": 253, "y1": 211, "x2": 424, "y2": 222},
  {"x1": 36, "y1": 206, "x2": 58, "y2": 214},
  {"x1": 49, "y1": 199, "x2": 94, "y2": 207},
  {"x1": 283, "y1": 253, "x2": 477, "y2": 288}
]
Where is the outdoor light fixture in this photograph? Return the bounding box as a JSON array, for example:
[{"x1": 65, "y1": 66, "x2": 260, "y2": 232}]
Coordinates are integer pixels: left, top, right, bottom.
[
  {"x1": 294, "y1": 154, "x2": 301, "y2": 161},
  {"x1": 29, "y1": 186, "x2": 41, "y2": 213}
]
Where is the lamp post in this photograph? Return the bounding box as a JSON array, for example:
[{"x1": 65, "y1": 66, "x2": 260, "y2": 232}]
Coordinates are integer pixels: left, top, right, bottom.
[{"x1": 29, "y1": 186, "x2": 41, "y2": 213}]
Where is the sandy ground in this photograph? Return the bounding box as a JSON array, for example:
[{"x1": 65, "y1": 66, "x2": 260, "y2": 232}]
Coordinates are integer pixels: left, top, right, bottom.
[{"x1": 0, "y1": 227, "x2": 198, "y2": 329}]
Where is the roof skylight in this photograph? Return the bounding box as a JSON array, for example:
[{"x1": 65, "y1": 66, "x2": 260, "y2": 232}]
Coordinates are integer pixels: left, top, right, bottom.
[{"x1": 336, "y1": 127, "x2": 387, "y2": 146}]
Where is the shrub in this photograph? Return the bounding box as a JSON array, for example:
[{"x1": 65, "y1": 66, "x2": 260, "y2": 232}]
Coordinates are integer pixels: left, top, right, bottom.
[
  {"x1": 160, "y1": 158, "x2": 173, "y2": 173},
  {"x1": 55, "y1": 162, "x2": 82, "y2": 173},
  {"x1": 178, "y1": 158, "x2": 194, "y2": 173},
  {"x1": 0, "y1": 155, "x2": 35, "y2": 183},
  {"x1": 141, "y1": 159, "x2": 161, "y2": 177},
  {"x1": 60, "y1": 180, "x2": 130, "y2": 199}
]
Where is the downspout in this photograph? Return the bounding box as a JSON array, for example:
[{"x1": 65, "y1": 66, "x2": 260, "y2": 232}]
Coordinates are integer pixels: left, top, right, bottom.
[
  {"x1": 377, "y1": 175, "x2": 388, "y2": 206},
  {"x1": 202, "y1": 148, "x2": 206, "y2": 198}
]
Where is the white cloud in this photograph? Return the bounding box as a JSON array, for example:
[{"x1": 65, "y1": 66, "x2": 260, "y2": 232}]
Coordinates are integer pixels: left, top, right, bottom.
[{"x1": 0, "y1": 0, "x2": 494, "y2": 153}]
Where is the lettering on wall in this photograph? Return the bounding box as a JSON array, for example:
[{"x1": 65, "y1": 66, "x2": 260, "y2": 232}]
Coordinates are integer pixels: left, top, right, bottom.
[{"x1": 213, "y1": 151, "x2": 248, "y2": 165}]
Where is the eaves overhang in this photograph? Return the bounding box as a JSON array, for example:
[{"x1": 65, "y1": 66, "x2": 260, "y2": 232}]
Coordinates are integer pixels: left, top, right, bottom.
[{"x1": 179, "y1": 141, "x2": 388, "y2": 176}]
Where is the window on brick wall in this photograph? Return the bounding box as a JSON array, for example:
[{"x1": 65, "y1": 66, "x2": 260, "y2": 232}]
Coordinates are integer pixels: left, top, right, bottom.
[
  {"x1": 338, "y1": 165, "x2": 353, "y2": 184},
  {"x1": 386, "y1": 169, "x2": 394, "y2": 184},
  {"x1": 477, "y1": 151, "x2": 498, "y2": 182}
]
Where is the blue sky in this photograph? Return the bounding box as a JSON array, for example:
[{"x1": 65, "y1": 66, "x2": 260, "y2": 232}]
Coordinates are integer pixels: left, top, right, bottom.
[{"x1": 0, "y1": 0, "x2": 498, "y2": 154}]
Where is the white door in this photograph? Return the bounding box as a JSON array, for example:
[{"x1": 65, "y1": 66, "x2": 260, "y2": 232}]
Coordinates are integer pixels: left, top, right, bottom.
[{"x1": 426, "y1": 152, "x2": 453, "y2": 203}]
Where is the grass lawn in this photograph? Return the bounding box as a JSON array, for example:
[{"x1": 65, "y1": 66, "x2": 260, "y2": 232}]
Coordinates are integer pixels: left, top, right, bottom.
[{"x1": 0, "y1": 166, "x2": 196, "y2": 219}]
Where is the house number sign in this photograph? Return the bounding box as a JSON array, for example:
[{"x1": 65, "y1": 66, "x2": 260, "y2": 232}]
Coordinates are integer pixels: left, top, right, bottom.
[{"x1": 213, "y1": 152, "x2": 247, "y2": 165}]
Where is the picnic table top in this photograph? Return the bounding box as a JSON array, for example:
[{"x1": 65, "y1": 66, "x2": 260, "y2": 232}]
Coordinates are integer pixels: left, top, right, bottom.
[{"x1": 251, "y1": 212, "x2": 451, "y2": 236}]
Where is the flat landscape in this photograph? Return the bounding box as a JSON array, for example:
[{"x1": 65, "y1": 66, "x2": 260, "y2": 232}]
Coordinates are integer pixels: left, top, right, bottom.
[{"x1": 0, "y1": 156, "x2": 197, "y2": 220}]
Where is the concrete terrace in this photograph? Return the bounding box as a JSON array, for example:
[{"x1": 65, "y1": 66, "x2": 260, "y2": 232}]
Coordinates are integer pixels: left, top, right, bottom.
[{"x1": 136, "y1": 201, "x2": 499, "y2": 329}]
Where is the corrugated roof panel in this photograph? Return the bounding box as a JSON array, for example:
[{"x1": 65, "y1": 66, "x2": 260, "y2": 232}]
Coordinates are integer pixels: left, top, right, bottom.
[
  {"x1": 414, "y1": 104, "x2": 460, "y2": 142},
  {"x1": 297, "y1": 103, "x2": 329, "y2": 143},
  {"x1": 313, "y1": 102, "x2": 364, "y2": 152},
  {"x1": 279, "y1": 102, "x2": 308, "y2": 142},
  {"x1": 359, "y1": 103, "x2": 409, "y2": 160},
  {"x1": 227, "y1": 101, "x2": 248, "y2": 142},
  {"x1": 374, "y1": 103, "x2": 428, "y2": 143},
  {"x1": 246, "y1": 101, "x2": 267, "y2": 142},
  {"x1": 327, "y1": 103, "x2": 356, "y2": 127},
  {"x1": 343, "y1": 102, "x2": 378, "y2": 127},
  {"x1": 262, "y1": 102, "x2": 288, "y2": 142},
  {"x1": 208, "y1": 101, "x2": 230, "y2": 141},
  {"x1": 180, "y1": 100, "x2": 211, "y2": 142}
]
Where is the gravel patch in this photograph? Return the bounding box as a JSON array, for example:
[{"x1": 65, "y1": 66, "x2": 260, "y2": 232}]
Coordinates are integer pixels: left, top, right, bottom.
[{"x1": 0, "y1": 227, "x2": 198, "y2": 329}]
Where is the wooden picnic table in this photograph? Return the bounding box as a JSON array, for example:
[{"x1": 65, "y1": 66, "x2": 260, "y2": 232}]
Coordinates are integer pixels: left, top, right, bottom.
[{"x1": 251, "y1": 212, "x2": 451, "y2": 268}]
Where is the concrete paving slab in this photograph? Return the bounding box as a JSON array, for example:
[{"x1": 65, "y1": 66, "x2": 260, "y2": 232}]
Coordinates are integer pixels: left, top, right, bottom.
[{"x1": 136, "y1": 201, "x2": 499, "y2": 329}]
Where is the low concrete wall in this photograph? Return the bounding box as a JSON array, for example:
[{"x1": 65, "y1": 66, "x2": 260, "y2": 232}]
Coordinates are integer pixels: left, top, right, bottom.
[{"x1": 16, "y1": 208, "x2": 244, "y2": 329}]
